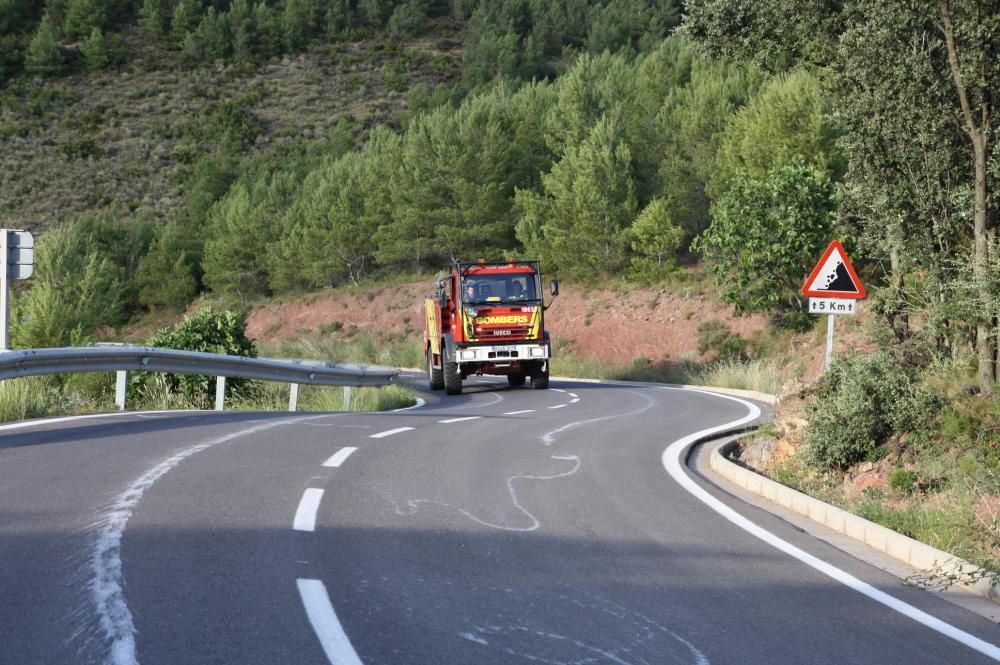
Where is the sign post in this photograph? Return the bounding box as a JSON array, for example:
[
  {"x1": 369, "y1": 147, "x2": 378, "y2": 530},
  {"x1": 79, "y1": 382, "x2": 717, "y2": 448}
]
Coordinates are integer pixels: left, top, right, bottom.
[
  {"x1": 801, "y1": 240, "x2": 865, "y2": 370},
  {"x1": 0, "y1": 229, "x2": 33, "y2": 351}
]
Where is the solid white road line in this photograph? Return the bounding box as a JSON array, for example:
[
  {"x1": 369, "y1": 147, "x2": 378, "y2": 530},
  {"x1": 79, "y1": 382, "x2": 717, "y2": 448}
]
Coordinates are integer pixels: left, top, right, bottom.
[
  {"x1": 322, "y1": 447, "x2": 358, "y2": 468},
  {"x1": 438, "y1": 416, "x2": 482, "y2": 424},
  {"x1": 504, "y1": 409, "x2": 536, "y2": 415},
  {"x1": 297, "y1": 579, "x2": 364, "y2": 665},
  {"x1": 369, "y1": 427, "x2": 414, "y2": 439},
  {"x1": 394, "y1": 398, "x2": 426, "y2": 412},
  {"x1": 293, "y1": 488, "x2": 325, "y2": 532},
  {"x1": 660, "y1": 388, "x2": 1000, "y2": 662}
]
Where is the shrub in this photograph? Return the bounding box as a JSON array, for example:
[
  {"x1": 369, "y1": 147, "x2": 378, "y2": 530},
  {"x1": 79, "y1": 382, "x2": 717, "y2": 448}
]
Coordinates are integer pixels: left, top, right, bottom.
[
  {"x1": 129, "y1": 308, "x2": 257, "y2": 407},
  {"x1": 804, "y1": 351, "x2": 938, "y2": 470},
  {"x1": 696, "y1": 319, "x2": 748, "y2": 361},
  {"x1": 889, "y1": 469, "x2": 918, "y2": 495}
]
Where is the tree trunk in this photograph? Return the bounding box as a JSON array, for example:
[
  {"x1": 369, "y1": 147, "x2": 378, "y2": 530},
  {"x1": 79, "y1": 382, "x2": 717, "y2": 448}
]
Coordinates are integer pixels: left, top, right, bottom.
[
  {"x1": 940, "y1": 0, "x2": 995, "y2": 396},
  {"x1": 888, "y1": 246, "x2": 909, "y2": 343}
]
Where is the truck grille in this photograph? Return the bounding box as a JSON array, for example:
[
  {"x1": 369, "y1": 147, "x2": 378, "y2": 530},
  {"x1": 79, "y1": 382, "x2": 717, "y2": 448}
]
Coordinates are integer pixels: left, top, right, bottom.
[{"x1": 488, "y1": 350, "x2": 519, "y2": 359}]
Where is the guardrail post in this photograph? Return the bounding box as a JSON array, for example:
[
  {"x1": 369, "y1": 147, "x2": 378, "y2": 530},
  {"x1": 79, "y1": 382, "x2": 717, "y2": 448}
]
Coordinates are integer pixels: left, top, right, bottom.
[
  {"x1": 343, "y1": 386, "x2": 352, "y2": 411},
  {"x1": 115, "y1": 370, "x2": 126, "y2": 411},
  {"x1": 215, "y1": 376, "x2": 225, "y2": 411},
  {"x1": 288, "y1": 383, "x2": 298, "y2": 412}
]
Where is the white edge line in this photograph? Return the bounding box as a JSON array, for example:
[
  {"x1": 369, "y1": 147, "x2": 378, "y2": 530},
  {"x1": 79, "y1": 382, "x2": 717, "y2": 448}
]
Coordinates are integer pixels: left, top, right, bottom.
[
  {"x1": 0, "y1": 409, "x2": 199, "y2": 432},
  {"x1": 322, "y1": 447, "x2": 358, "y2": 468},
  {"x1": 661, "y1": 388, "x2": 1000, "y2": 662},
  {"x1": 504, "y1": 409, "x2": 536, "y2": 415},
  {"x1": 369, "y1": 426, "x2": 414, "y2": 439},
  {"x1": 297, "y1": 579, "x2": 364, "y2": 665},
  {"x1": 549, "y1": 404, "x2": 568, "y2": 410},
  {"x1": 293, "y1": 488, "x2": 325, "y2": 532},
  {"x1": 438, "y1": 416, "x2": 482, "y2": 424},
  {"x1": 394, "y1": 398, "x2": 426, "y2": 412}
]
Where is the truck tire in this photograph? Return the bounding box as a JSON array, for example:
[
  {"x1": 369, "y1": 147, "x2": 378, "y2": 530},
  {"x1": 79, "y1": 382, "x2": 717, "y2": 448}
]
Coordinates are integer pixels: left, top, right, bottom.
[
  {"x1": 507, "y1": 373, "x2": 526, "y2": 387},
  {"x1": 444, "y1": 359, "x2": 463, "y2": 395},
  {"x1": 531, "y1": 364, "x2": 549, "y2": 390},
  {"x1": 427, "y1": 349, "x2": 444, "y2": 390}
]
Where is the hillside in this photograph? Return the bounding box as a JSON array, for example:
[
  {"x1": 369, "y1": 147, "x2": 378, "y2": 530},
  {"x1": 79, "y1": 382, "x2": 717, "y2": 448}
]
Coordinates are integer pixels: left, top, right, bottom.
[{"x1": 0, "y1": 24, "x2": 462, "y2": 232}]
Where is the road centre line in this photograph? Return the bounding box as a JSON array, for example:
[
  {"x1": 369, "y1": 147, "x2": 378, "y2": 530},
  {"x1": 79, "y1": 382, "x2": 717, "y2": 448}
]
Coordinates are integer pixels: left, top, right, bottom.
[
  {"x1": 548, "y1": 404, "x2": 568, "y2": 410},
  {"x1": 293, "y1": 488, "x2": 325, "y2": 532},
  {"x1": 661, "y1": 389, "x2": 1000, "y2": 662},
  {"x1": 504, "y1": 409, "x2": 535, "y2": 415},
  {"x1": 568, "y1": 393, "x2": 578, "y2": 398},
  {"x1": 369, "y1": 427, "x2": 414, "y2": 439},
  {"x1": 551, "y1": 388, "x2": 567, "y2": 393},
  {"x1": 438, "y1": 416, "x2": 482, "y2": 424},
  {"x1": 297, "y1": 579, "x2": 364, "y2": 665},
  {"x1": 569, "y1": 398, "x2": 580, "y2": 403},
  {"x1": 322, "y1": 447, "x2": 358, "y2": 468}
]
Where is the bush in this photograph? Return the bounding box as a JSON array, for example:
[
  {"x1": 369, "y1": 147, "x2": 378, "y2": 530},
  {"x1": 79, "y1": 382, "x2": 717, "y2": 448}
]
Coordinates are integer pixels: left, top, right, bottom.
[
  {"x1": 696, "y1": 319, "x2": 748, "y2": 360},
  {"x1": 804, "y1": 351, "x2": 938, "y2": 470},
  {"x1": 889, "y1": 468, "x2": 918, "y2": 495},
  {"x1": 129, "y1": 308, "x2": 257, "y2": 407}
]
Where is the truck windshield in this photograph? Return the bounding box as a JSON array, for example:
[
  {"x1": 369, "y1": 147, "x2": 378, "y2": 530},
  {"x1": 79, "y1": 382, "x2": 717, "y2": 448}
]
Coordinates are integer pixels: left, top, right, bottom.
[{"x1": 462, "y1": 275, "x2": 538, "y2": 303}]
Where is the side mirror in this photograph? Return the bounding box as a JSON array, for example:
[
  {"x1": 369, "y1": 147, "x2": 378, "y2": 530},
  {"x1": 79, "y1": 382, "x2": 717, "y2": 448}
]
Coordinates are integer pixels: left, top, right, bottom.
[
  {"x1": 438, "y1": 290, "x2": 448, "y2": 308},
  {"x1": 549, "y1": 279, "x2": 559, "y2": 297}
]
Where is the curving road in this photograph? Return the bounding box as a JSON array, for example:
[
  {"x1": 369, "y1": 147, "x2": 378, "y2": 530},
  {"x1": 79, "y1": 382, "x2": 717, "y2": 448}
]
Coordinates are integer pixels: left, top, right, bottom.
[{"x1": 0, "y1": 376, "x2": 998, "y2": 664}]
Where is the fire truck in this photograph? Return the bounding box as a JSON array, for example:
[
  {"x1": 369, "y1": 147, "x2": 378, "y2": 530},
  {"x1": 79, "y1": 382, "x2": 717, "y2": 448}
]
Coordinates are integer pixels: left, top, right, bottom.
[{"x1": 424, "y1": 259, "x2": 558, "y2": 395}]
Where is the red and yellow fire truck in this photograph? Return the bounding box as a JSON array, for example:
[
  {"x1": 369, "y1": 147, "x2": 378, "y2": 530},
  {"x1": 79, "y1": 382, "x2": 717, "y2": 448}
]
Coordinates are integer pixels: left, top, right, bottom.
[{"x1": 424, "y1": 259, "x2": 558, "y2": 395}]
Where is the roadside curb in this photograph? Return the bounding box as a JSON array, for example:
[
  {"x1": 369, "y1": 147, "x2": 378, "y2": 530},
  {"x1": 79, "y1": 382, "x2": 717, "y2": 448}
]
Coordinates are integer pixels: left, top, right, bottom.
[{"x1": 710, "y1": 437, "x2": 1000, "y2": 603}]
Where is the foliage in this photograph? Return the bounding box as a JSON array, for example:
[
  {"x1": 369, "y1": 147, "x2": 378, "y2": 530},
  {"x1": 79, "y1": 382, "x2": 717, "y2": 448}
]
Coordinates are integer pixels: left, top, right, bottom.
[
  {"x1": 696, "y1": 319, "x2": 748, "y2": 361},
  {"x1": 804, "y1": 351, "x2": 938, "y2": 470},
  {"x1": 10, "y1": 220, "x2": 129, "y2": 348},
  {"x1": 629, "y1": 197, "x2": 684, "y2": 280},
  {"x1": 24, "y1": 13, "x2": 61, "y2": 75},
  {"x1": 81, "y1": 26, "x2": 109, "y2": 73},
  {"x1": 693, "y1": 157, "x2": 835, "y2": 324},
  {"x1": 131, "y1": 308, "x2": 257, "y2": 406}
]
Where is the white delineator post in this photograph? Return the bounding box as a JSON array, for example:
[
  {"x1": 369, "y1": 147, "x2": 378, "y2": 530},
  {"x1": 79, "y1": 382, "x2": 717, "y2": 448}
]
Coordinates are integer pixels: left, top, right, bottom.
[{"x1": 825, "y1": 314, "x2": 835, "y2": 371}]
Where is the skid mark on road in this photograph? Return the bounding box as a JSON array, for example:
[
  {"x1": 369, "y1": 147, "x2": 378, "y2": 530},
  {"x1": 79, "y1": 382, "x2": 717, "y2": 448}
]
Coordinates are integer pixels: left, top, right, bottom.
[
  {"x1": 79, "y1": 415, "x2": 327, "y2": 665},
  {"x1": 541, "y1": 390, "x2": 656, "y2": 446},
  {"x1": 392, "y1": 455, "x2": 581, "y2": 532}
]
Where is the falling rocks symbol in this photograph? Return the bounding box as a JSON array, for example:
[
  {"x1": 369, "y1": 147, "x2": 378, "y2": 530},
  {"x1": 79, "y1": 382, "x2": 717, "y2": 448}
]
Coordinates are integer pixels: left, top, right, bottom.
[{"x1": 822, "y1": 261, "x2": 859, "y2": 293}]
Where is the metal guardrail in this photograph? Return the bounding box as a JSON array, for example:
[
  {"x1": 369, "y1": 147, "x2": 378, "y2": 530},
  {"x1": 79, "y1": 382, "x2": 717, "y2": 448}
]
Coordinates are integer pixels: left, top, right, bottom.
[{"x1": 0, "y1": 346, "x2": 399, "y2": 412}]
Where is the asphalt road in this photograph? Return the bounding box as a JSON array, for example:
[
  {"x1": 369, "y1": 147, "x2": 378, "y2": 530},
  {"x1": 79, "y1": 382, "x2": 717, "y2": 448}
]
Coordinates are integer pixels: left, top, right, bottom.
[{"x1": 0, "y1": 376, "x2": 998, "y2": 665}]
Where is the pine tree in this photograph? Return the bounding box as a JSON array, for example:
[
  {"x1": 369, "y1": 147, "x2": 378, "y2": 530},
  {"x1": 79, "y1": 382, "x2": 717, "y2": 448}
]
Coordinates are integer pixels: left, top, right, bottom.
[
  {"x1": 25, "y1": 13, "x2": 63, "y2": 76},
  {"x1": 81, "y1": 26, "x2": 109, "y2": 72},
  {"x1": 138, "y1": 0, "x2": 165, "y2": 40}
]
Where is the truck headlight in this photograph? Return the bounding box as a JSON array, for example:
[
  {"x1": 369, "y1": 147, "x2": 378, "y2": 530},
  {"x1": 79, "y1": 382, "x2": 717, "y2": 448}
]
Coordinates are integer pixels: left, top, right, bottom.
[
  {"x1": 530, "y1": 347, "x2": 546, "y2": 357},
  {"x1": 460, "y1": 350, "x2": 477, "y2": 360}
]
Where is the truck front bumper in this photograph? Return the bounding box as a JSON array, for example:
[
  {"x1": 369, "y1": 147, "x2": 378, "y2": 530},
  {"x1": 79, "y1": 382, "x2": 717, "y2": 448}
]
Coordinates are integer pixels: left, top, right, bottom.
[{"x1": 454, "y1": 343, "x2": 549, "y2": 364}]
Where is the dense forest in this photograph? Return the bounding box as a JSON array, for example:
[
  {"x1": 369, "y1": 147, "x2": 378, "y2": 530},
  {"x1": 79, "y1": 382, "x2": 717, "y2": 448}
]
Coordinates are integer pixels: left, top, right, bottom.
[{"x1": 3, "y1": 0, "x2": 999, "y2": 403}]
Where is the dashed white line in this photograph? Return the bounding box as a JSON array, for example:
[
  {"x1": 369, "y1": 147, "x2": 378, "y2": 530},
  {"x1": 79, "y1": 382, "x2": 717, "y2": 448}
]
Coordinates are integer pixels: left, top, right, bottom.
[
  {"x1": 551, "y1": 388, "x2": 567, "y2": 393},
  {"x1": 568, "y1": 393, "x2": 578, "y2": 398},
  {"x1": 662, "y1": 388, "x2": 1000, "y2": 663},
  {"x1": 549, "y1": 404, "x2": 568, "y2": 410},
  {"x1": 569, "y1": 398, "x2": 580, "y2": 403},
  {"x1": 438, "y1": 416, "x2": 482, "y2": 424},
  {"x1": 322, "y1": 447, "x2": 358, "y2": 468},
  {"x1": 369, "y1": 427, "x2": 414, "y2": 439},
  {"x1": 293, "y1": 488, "x2": 325, "y2": 532},
  {"x1": 297, "y1": 579, "x2": 364, "y2": 665},
  {"x1": 504, "y1": 409, "x2": 536, "y2": 415}
]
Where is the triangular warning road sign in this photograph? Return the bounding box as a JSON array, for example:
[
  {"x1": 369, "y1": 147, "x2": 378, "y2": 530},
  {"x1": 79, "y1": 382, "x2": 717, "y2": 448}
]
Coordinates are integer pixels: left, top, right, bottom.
[{"x1": 801, "y1": 240, "x2": 865, "y2": 299}]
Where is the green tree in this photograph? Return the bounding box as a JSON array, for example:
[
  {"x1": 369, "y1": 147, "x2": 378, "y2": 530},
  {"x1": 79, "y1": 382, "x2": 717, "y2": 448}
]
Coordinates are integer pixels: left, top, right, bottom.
[
  {"x1": 683, "y1": 0, "x2": 1000, "y2": 394},
  {"x1": 10, "y1": 223, "x2": 124, "y2": 348},
  {"x1": 61, "y1": 0, "x2": 106, "y2": 40},
  {"x1": 629, "y1": 197, "x2": 684, "y2": 280},
  {"x1": 516, "y1": 115, "x2": 638, "y2": 279},
  {"x1": 171, "y1": 0, "x2": 202, "y2": 45},
  {"x1": 693, "y1": 157, "x2": 835, "y2": 326},
  {"x1": 136, "y1": 222, "x2": 199, "y2": 310},
  {"x1": 138, "y1": 0, "x2": 165, "y2": 40},
  {"x1": 81, "y1": 26, "x2": 108, "y2": 72},
  {"x1": 25, "y1": 13, "x2": 62, "y2": 76}
]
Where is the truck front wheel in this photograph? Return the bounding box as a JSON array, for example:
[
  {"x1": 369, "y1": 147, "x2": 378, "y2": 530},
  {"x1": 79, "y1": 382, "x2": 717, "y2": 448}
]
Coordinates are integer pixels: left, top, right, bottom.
[
  {"x1": 507, "y1": 373, "x2": 526, "y2": 387},
  {"x1": 531, "y1": 363, "x2": 549, "y2": 390},
  {"x1": 427, "y1": 349, "x2": 444, "y2": 390},
  {"x1": 444, "y1": 359, "x2": 463, "y2": 395}
]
